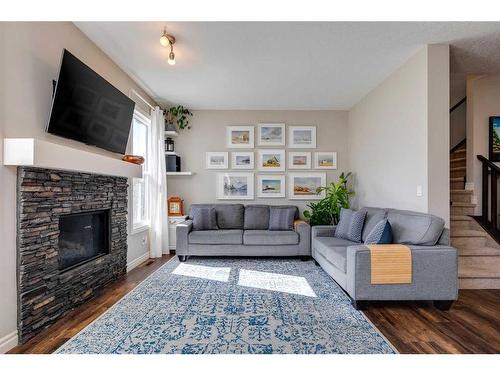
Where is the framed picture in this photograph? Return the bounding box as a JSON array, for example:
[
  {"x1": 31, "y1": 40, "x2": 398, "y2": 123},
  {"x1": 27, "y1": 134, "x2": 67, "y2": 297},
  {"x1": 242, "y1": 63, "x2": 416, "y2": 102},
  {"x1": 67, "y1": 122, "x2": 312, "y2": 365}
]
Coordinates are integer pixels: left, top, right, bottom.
[
  {"x1": 258, "y1": 123, "x2": 285, "y2": 146},
  {"x1": 217, "y1": 173, "x2": 254, "y2": 200},
  {"x1": 226, "y1": 126, "x2": 254, "y2": 148},
  {"x1": 206, "y1": 152, "x2": 228, "y2": 169},
  {"x1": 489, "y1": 117, "x2": 500, "y2": 161},
  {"x1": 288, "y1": 173, "x2": 326, "y2": 200},
  {"x1": 257, "y1": 149, "x2": 285, "y2": 172},
  {"x1": 288, "y1": 126, "x2": 317, "y2": 148},
  {"x1": 257, "y1": 175, "x2": 286, "y2": 198},
  {"x1": 314, "y1": 152, "x2": 337, "y2": 169},
  {"x1": 232, "y1": 151, "x2": 254, "y2": 169},
  {"x1": 288, "y1": 151, "x2": 311, "y2": 169}
]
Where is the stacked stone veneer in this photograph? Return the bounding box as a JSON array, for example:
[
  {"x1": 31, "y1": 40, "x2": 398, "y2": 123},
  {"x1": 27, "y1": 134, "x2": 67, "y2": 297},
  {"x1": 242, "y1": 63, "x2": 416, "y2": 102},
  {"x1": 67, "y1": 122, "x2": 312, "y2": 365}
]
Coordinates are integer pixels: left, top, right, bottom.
[{"x1": 17, "y1": 167, "x2": 128, "y2": 343}]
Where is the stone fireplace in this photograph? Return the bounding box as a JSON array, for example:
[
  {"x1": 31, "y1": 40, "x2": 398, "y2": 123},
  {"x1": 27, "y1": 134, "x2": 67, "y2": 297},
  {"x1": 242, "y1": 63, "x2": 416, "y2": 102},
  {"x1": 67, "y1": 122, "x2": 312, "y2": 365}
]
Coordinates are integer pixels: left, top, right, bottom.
[{"x1": 16, "y1": 167, "x2": 128, "y2": 343}]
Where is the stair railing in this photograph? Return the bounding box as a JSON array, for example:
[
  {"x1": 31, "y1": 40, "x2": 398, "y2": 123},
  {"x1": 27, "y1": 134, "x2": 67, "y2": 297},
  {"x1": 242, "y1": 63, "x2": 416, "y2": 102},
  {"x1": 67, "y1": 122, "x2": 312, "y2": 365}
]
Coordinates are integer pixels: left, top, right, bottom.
[{"x1": 477, "y1": 155, "x2": 500, "y2": 232}]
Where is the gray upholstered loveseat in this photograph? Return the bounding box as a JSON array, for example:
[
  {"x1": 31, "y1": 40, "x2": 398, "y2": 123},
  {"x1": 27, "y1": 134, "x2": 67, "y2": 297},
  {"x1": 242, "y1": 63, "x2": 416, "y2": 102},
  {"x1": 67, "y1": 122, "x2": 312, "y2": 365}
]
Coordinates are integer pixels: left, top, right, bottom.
[
  {"x1": 312, "y1": 207, "x2": 458, "y2": 310},
  {"x1": 176, "y1": 204, "x2": 310, "y2": 260}
]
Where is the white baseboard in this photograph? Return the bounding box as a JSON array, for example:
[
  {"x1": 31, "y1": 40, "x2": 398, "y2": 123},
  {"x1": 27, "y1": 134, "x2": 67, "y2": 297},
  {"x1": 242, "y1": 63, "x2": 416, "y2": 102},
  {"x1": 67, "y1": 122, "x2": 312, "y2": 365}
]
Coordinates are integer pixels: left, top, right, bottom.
[
  {"x1": 127, "y1": 252, "x2": 150, "y2": 273},
  {"x1": 0, "y1": 330, "x2": 18, "y2": 353}
]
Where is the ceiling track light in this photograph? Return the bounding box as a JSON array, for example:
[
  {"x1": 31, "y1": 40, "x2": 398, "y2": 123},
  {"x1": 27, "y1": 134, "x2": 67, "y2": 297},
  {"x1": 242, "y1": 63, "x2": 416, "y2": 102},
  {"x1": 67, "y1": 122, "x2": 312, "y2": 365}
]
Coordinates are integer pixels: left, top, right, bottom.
[{"x1": 160, "y1": 27, "x2": 176, "y2": 66}]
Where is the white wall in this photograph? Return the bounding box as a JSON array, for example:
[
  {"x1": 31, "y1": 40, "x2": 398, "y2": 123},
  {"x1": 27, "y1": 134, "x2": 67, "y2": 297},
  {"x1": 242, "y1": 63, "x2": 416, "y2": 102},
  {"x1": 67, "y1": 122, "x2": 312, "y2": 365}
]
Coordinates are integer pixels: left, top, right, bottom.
[
  {"x1": 466, "y1": 75, "x2": 500, "y2": 215},
  {"x1": 167, "y1": 110, "x2": 349, "y2": 216},
  {"x1": 0, "y1": 22, "x2": 155, "y2": 351},
  {"x1": 348, "y1": 45, "x2": 450, "y2": 225}
]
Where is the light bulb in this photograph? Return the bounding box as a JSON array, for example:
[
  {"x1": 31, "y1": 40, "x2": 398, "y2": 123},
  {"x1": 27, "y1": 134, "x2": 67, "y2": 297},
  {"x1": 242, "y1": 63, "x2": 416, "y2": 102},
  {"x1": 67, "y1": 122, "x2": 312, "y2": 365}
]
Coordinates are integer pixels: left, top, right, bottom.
[
  {"x1": 168, "y1": 51, "x2": 176, "y2": 65},
  {"x1": 160, "y1": 34, "x2": 169, "y2": 47}
]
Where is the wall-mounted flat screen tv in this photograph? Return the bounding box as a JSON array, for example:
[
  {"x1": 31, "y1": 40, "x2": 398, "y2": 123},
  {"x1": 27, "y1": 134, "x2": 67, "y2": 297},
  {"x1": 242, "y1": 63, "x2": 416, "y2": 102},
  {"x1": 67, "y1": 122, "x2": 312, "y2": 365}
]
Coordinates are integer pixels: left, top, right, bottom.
[{"x1": 46, "y1": 49, "x2": 135, "y2": 154}]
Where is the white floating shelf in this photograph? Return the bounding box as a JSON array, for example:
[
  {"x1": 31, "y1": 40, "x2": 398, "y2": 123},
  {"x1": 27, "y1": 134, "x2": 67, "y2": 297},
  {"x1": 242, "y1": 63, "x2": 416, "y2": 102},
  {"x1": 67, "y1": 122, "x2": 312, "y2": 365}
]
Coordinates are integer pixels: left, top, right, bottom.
[
  {"x1": 164, "y1": 131, "x2": 179, "y2": 137},
  {"x1": 165, "y1": 151, "x2": 179, "y2": 156},
  {"x1": 166, "y1": 171, "x2": 195, "y2": 176},
  {"x1": 3, "y1": 138, "x2": 142, "y2": 179}
]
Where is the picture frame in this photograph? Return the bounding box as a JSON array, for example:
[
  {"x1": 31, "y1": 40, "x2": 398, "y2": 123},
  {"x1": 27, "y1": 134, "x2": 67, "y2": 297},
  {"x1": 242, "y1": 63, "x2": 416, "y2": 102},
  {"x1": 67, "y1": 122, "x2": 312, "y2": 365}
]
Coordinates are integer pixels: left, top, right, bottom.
[
  {"x1": 288, "y1": 173, "x2": 326, "y2": 200},
  {"x1": 216, "y1": 172, "x2": 254, "y2": 200},
  {"x1": 314, "y1": 152, "x2": 337, "y2": 169},
  {"x1": 489, "y1": 116, "x2": 500, "y2": 162},
  {"x1": 257, "y1": 175, "x2": 286, "y2": 198},
  {"x1": 288, "y1": 151, "x2": 311, "y2": 169},
  {"x1": 288, "y1": 126, "x2": 317, "y2": 148},
  {"x1": 226, "y1": 126, "x2": 254, "y2": 148},
  {"x1": 257, "y1": 123, "x2": 285, "y2": 146},
  {"x1": 257, "y1": 149, "x2": 286, "y2": 172},
  {"x1": 206, "y1": 152, "x2": 228, "y2": 169},
  {"x1": 231, "y1": 151, "x2": 254, "y2": 169}
]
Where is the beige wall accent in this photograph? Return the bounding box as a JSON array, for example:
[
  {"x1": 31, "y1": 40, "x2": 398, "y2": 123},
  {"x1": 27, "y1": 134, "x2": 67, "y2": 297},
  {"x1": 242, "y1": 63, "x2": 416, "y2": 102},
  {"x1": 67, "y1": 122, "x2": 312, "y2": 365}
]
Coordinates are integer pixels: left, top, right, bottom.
[
  {"x1": 167, "y1": 110, "x2": 348, "y2": 215},
  {"x1": 0, "y1": 22, "x2": 156, "y2": 350},
  {"x1": 466, "y1": 75, "x2": 500, "y2": 216},
  {"x1": 348, "y1": 45, "x2": 450, "y2": 225}
]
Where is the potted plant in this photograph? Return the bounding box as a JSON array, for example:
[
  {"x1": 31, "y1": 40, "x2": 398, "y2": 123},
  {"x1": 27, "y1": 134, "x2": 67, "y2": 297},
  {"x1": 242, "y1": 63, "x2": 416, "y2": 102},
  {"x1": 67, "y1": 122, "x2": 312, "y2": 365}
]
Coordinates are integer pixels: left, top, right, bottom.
[
  {"x1": 303, "y1": 172, "x2": 354, "y2": 225},
  {"x1": 164, "y1": 105, "x2": 193, "y2": 131}
]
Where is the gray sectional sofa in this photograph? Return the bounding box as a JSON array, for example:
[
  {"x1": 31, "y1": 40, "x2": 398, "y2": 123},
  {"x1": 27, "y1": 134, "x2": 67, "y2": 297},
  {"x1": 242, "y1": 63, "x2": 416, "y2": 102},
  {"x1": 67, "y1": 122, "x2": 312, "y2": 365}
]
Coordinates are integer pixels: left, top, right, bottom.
[
  {"x1": 312, "y1": 207, "x2": 458, "y2": 310},
  {"x1": 176, "y1": 204, "x2": 311, "y2": 259}
]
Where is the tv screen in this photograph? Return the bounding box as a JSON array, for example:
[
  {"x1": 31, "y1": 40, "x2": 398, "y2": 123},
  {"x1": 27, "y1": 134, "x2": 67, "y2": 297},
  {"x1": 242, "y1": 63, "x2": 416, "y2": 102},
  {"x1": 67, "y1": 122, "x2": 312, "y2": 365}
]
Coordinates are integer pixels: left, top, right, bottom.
[{"x1": 47, "y1": 49, "x2": 135, "y2": 154}]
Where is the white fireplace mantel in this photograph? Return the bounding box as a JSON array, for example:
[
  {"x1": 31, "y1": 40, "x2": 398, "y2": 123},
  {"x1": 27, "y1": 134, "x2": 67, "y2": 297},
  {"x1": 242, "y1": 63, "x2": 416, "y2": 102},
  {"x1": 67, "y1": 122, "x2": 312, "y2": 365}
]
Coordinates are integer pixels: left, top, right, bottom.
[{"x1": 3, "y1": 138, "x2": 142, "y2": 179}]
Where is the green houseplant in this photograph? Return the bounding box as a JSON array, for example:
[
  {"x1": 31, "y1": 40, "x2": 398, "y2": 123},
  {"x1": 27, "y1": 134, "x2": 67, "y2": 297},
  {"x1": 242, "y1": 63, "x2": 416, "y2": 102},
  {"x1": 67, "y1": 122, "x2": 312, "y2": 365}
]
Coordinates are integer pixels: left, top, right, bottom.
[
  {"x1": 303, "y1": 172, "x2": 354, "y2": 226},
  {"x1": 165, "y1": 105, "x2": 193, "y2": 130}
]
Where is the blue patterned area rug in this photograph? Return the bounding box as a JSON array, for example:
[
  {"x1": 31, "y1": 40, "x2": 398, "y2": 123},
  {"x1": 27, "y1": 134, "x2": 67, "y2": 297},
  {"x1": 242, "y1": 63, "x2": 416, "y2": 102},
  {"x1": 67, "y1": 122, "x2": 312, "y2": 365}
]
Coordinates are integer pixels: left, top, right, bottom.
[{"x1": 56, "y1": 257, "x2": 396, "y2": 354}]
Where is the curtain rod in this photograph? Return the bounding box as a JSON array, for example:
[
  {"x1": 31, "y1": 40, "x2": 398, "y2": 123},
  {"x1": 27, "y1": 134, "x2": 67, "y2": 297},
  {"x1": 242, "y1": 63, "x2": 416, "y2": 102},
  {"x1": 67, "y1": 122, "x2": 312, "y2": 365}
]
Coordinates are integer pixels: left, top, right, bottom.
[{"x1": 129, "y1": 89, "x2": 155, "y2": 110}]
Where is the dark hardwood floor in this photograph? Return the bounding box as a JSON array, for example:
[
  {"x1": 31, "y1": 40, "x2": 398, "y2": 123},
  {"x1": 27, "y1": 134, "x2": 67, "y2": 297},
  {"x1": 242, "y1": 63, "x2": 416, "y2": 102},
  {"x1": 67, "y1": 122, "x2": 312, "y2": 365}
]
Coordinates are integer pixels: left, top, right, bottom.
[{"x1": 9, "y1": 255, "x2": 500, "y2": 354}]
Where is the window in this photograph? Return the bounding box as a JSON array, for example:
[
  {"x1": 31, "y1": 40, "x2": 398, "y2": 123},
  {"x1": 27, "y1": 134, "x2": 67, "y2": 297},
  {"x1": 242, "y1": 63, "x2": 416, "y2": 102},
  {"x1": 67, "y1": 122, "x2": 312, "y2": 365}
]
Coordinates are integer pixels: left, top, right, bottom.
[{"x1": 131, "y1": 111, "x2": 151, "y2": 230}]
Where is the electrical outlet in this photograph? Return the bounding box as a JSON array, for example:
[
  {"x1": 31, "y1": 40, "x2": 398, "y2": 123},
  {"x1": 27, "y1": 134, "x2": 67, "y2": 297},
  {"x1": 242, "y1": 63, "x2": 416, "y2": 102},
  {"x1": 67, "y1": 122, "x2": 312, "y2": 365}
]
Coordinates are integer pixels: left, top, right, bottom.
[
  {"x1": 416, "y1": 185, "x2": 423, "y2": 197},
  {"x1": 142, "y1": 236, "x2": 147, "y2": 245}
]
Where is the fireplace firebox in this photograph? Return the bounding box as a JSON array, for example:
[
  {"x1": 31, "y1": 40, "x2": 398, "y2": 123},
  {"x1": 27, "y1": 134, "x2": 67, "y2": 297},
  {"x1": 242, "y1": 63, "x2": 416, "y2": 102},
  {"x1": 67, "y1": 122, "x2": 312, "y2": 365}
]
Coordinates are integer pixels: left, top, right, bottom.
[{"x1": 58, "y1": 209, "x2": 110, "y2": 271}]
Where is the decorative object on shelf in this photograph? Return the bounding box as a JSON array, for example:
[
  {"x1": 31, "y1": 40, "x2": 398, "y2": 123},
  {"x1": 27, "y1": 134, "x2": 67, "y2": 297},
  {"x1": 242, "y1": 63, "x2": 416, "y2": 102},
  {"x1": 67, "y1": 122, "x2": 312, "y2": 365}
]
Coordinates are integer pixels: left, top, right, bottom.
[
  {"x1": 257, "y1": 149, "x2": 285, "y2": 172},
  {"x1": 166, "y1": 154, "x2": 181, "y2": 172},
  {"x1": 165, "y1": 137, "x2": 175, "y2": 152},
  {"x1": 288, "y1": 126, "x2": 317, "y2": 148},
  {"x1": 206, "y1": 152, "x2": 229, "y2": 169},
  {"x1": 303, "y1": 172, "x2": 354, "y2": 225},
  {"x1": 257, "y1": 174, "x2": 286, "y2": 198},
  {"x1": 231, "y1": 151, "x2": 254, "y2": 169},
  {"x1": 258, "y1": 123, "x2": 285, "y2": 146},
  {"x1": 226, "y1": 126, "x2": 254, "y2": 148},
  {"x1": 217, "y1": 172, "x2": 254, "y2": 200},
  {"x1": 288, "y1": 172, "x2": 326, "y2": 200},
  {"x1": 288, "y1": 151, "x2": 311, "y2": 169},
  {"x1": 165, "y1": 121, "x2": 177, "y2": 132},
  {"x1": 159, "y1": 27, "x2": 177, "y2": 65},
  {"x1": 122, "y1": 155, "x2": 145, "y2": 165},
  {"x1": 165, "y1": 105, "x2": 193, "y2": 130},
  {"x1": 167, "y1": 196, "x2": 184, "y2": 216},
  {"x1": 314, "y1": 151, "x2": 337, "y2": 169}
]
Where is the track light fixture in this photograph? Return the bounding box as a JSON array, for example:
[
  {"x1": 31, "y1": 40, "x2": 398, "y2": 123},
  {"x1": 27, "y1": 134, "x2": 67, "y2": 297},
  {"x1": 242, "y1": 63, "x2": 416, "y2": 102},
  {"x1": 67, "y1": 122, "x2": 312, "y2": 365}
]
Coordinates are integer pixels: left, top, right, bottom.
[{"x1": 160, "y1": 27, "x2": 176, "y2": 65}]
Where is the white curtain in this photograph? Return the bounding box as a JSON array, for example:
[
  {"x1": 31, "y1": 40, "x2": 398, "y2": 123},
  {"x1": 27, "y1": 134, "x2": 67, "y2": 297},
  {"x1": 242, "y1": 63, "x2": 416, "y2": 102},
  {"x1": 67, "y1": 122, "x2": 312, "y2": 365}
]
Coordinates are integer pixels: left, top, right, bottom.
[{"x1": 149, "y1": 106, "x2": 168, "y2": 258}]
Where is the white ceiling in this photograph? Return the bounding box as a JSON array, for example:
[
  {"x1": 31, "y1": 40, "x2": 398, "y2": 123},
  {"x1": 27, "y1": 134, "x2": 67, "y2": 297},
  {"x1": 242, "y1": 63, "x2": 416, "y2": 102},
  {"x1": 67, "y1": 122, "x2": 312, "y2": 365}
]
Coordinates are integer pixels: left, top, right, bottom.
[{"x1": 75, "y1": 22, "x2": 500, "y2": 110}]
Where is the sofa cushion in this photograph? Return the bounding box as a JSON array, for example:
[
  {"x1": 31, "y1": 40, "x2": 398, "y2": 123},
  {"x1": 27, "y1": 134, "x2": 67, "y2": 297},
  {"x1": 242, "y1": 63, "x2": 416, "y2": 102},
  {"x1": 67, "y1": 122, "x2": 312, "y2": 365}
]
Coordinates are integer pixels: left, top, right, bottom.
[
  {"x1": 334, "y1": 208, "x2": 366, "y2": 242},
  {"x1": 314, "y1": 237, "x2": 358, "y2": 273},
  {"x1": 191, "y1": 207, "x2": 218, "y2": 231},
  {"x1": 269, "y1": 207, "x2": 296, "y2": 231},
  {"x1": 244, "y1": 205, "x2": 270, "y2": 230},
  {"x1": 364, "y1": 219, "x2": 393, "y2": 245},
  {"x1": 387, "y1": 209, "x2": 445, "y2": 246},
  {"x1": 190, "y1": 204, "x2": 244, "y2": 229},
  {"x1": 243, "y1": 230, "x2": 299, "y2": 245},
  {"x1": 189, "y1": 229, "x2": 243, "y2": 245},
  {"x1": 361, "y1": 207, "x2": 388, "y2": 242}
]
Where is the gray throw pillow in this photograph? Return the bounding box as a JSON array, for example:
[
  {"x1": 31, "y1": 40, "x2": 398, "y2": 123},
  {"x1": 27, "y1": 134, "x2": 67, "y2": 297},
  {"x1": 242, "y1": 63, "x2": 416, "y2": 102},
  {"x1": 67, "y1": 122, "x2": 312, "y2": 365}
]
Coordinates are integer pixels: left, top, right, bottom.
[
  {"x1": 244, "y1": 205, "x2": 270, "y2": 230},
  {"x1": 268, "y1": 207, "x2": 295, "y2": 231},
  {"x1": 191, "y1": 207, "x2": 218, "y2": 231},
  {"x1": 334, "y1": 208, "x2": 366, "y2": 242}
]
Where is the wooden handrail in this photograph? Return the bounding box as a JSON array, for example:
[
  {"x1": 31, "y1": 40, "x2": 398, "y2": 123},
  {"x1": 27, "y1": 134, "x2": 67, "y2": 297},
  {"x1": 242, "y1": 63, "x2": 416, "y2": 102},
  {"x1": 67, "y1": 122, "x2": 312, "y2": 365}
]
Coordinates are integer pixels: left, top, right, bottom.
[
  {"x1": 450, "y1": 97, "x2": 466, "y2": 113},
  {"x1": 477, "y1": 155, "x2": 500, "y2": 174}
]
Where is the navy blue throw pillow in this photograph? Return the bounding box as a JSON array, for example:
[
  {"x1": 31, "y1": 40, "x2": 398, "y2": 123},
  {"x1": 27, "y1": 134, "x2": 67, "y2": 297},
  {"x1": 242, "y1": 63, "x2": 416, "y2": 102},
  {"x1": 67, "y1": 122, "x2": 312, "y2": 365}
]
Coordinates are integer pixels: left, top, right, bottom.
[
  {"x1": 334, "y1": 208, "x2": 366, "y2": 243},
  {"x1": 364, "y1": 219, "x2": 393, "y2": 245}
]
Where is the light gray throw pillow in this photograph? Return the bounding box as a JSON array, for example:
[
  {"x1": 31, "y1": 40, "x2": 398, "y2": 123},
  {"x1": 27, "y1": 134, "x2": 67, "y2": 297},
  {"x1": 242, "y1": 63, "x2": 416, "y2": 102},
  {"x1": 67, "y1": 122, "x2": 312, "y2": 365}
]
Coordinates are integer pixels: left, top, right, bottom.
[
  {"x1": 268, "y1": 207, "x2": 295, "y2": 231},
  {"x1": 334, "y1": 208, "x2": 366, "y2": 243}
]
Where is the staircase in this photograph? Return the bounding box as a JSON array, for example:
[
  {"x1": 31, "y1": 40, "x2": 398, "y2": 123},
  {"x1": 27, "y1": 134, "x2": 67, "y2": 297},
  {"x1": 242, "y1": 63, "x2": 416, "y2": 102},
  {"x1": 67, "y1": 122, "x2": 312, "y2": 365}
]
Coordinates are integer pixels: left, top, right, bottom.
[{"x1": 449, "y1": 143, "x2": 500, "y2": 288}]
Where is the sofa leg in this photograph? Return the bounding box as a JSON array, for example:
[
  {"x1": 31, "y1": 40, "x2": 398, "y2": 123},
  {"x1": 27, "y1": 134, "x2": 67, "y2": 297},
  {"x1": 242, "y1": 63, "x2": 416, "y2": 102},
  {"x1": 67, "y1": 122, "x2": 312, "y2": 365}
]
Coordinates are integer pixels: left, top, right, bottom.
[
  {"x1": 300, "y1": 256, "x2": 310, "y2": 262},
  {"x1": 433, "y1": 300, "x2": 454, "y2": 311},
  {"x1": 351, "y1": 300, "x2": 368, "y2": 310},
  {"x1": 178, "y1": 255, "x2": 187, "y2": 262}
]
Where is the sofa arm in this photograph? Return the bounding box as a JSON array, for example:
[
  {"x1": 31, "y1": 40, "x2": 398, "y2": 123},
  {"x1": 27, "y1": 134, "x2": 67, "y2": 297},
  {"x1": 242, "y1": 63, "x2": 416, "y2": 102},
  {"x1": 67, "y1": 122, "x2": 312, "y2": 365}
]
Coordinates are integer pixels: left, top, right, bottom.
[
  {"x1": 176, "y1": 219, "x2": 193, "y2": 256},
  {"x1": 311, "y1": 225, "x2": 335, "y2": 239},
  {"x1": 346, "y1": 244, "x2": 458, "y2": 301},
  {"x1": 294, "y1": 220, "x2": 311, "y2": 256}
]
